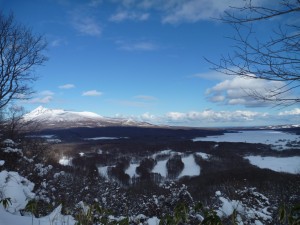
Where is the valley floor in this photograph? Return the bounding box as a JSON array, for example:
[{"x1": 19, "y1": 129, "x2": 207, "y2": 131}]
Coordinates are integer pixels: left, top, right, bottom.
[{"x1": 0, "y1": 126, "x2": 299, "y2": 224}]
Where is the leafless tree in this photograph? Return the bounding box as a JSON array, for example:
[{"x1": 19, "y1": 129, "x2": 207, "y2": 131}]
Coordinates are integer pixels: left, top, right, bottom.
[
  {"x1": 0, "y1": 12, "x2": 47, "y2": 110},
  {"x1": 208, "y1": 1, "x2": 300, "y2": 106}
]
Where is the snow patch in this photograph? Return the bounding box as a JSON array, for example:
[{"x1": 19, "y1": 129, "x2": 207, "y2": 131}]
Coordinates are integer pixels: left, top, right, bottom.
[
  {"x1": 178, "y1": 155, "x2": 200, "y2": 178},
  {"x1": 152, "y1": 159, "x2": 168, "y2": 177},
  {"x1": 147, "y1": 216, "x2": 160, "y2": 225},
  {"x1": 125, "y1": 163, "x2": 139, "y2": 178},
  {"x1": 59, "y1": 156, "x2": 72, "y2": 166},
  {"x1": 0, "y1": 171, "x2": 35, "y2": 214},
  {"x1": 195, "y1": 152, "x2": 211, "y2": 160},
  {"x1": 0, "y1": 204, "x2": 75, "y2": 225},
  {"x1": 35, "y1": 163, "x2": 53, "y2": 176},
  {"x1": 215, "y1": 188, "x2": 273, "y2": 224},
  {"x1": 98, "y1": 166, "x2": 110, "y2": 179}
]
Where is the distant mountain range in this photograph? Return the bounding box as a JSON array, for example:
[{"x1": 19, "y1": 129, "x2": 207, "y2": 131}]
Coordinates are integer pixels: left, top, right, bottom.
[
  {"x1": 22, "y1": 106, "x2": 299, "y2": 131},
  {"x1": 23, "y1": 106, "x2": 154, "y2": 129}
]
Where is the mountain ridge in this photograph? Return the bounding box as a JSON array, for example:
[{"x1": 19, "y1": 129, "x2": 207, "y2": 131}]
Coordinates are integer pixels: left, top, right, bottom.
[{"x1": 23, "y1": 106, "x2": 155, "y2": 129}]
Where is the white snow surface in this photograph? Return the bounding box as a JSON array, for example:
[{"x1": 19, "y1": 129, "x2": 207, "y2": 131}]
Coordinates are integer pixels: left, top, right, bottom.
[
  {"x1": 245, "y1": 155, "x2": 300, "y2": 174},
  {"x1": 125, "y1": 163, "x2": 140, "y2": 178},
  {"x1": 0, "y1": 204, "x2": 75, "y2": 225},
  {"x1": 59, "y1": 156, "x2": 72, "y2": 166},
  {"x1": 2, "y1": 139, "x2": 16, "y2": 146},
  {"x1": 193, "y1": 130, "x2": 300, "y2": 150},
  {"x1": 0, "y1": 169, "x2": 75, "y2": 225},
  {"x1": 0, "y1": 160, "x2": 5, "y2": 166},
  {"x1": 98, "y1": 166, "x2": 110, "y2": 178},
  {"x1": 98, "y1": 150, "x2": 204, "y2": 180},
  {"x1": 195, "y1": 152, "x2": 211, "y2": 160},
  {"x1": 216, "y1": 188, "x2": 273, "y2": 224},
  {"x1": 178, "y1": 155, "x2": 200, "y2": 178},
  {"x1": 147, "y1": 216, "x2": 160, "y2": 225},
  {"x1": 0, "y1": 171, "x2": 35, "y2": 214},
  {"x1": 2, "y1": 146, "x2": 23, "y2": 154},
  {"x1": 152, "y1": 159, "x2": 169, "y2": 177}
]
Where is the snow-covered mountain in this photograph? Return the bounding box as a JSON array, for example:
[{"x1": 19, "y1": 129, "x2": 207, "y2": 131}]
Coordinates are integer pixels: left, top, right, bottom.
[{"x1": 23, "y1": 106, "x2": 154, "y2": 129}]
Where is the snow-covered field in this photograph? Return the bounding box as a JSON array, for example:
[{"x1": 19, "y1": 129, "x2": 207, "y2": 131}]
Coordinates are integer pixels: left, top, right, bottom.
[
  {"x1": 125, "y1": 163, "x2": 139, "y2": 178},
  {"x1": 98, "y1": 150, "x2": 207, "y2": 181},
  {"x1": 178, "y1": 154, "x2": 200, "y2": 178},
  {"x1": 193, "y1": 130, "x2": 300, "y2": 150},
  {"x1": 152, "y1": 158, "x2": 169, "y2": 177},
  {"x1": 245, "y1": 155, "x2": 300, "y2": 174}
]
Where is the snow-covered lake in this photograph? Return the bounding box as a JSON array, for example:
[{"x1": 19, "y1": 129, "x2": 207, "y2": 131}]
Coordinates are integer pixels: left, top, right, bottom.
[
  {"x1": 245, "y1": 155, "x2": 300, "y2": 174},
  {"x1": 193, "y1": 130, "x2": 300, "y2": 150},
  {"x1": 84, "y1": 137, "x2": 128, "y2": 141},
  {"x1": 27, "y1": 134, "x2": 62, "y2": 143}
]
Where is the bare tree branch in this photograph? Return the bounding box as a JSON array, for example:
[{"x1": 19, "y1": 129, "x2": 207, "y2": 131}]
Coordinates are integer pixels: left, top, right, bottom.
[
  {"x1": 207, "y1": 0, "x2": 300, "y2": 106},
  {"x1": 0, "y1": 12, "x2": 47, "y2": 110}
]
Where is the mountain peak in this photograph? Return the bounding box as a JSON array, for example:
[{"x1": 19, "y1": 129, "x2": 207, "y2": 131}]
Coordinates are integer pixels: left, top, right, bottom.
[{"x1": 23, "y1": 106, "x2": 153, "y2": 129}]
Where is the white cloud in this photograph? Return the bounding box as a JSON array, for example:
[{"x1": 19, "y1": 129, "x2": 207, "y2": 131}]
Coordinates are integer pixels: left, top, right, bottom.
[
  {"x1": 69, "y1": 8, "x2": 102, "y2": 37},
  {"x1": 82, "y1": 90, "x2": 103, "y2": 96},
  {"x1": 110, "y1": 0, "x2": 251, "y2": 24},
  {"x1": 134, "y1": 95, "x2": 157, "y2": 101},
  {"x1": 25, "y1": 90, "x2": 54, "y2": 104},
  {"x1": 117, "y1": 40, "x2": 158, "y2": 51},
  {"x1": 279, "y1": 108, "x2": 300, "y2": 116},
  {"x1": 88, "y1": 0, "x2": 102, "y2": 7},
  {"x1": 166, "y1": 110, "x2": 265, "y2": 122},
  {"x1": 59, "y1": 84, "x2": 75, "y2": 89},
  {"x1": 109, "y1": 11, "x2": 149, "y2": 22},
  {"x1": 28, "y1": 96, "x2": 53, "y2": 104},
  {"x1": 140, "y1": 112, "x2": 156, "y2": 120},
  {"x1": 205, "y1": 75, "x2": 287, "y2": 107},
  {"x1": 129, "y1": 109, "x2": 271, "y2": 126},
  {"x1": 40, "y1": 90, "x2": 55, "y2": 96},
  {"x1": 50, "y1": 38, "x2": 68, "y2": 47},
  {"x1": 109, "y1": 0, "x2": 271, "y2": 24},
  {"x1": 191, "y1": 71, "x2": 228, "y2": 81}
]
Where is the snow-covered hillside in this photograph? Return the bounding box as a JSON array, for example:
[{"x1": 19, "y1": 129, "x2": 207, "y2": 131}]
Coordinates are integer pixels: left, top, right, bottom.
[{"x1": 23, "y1": 106, "x2": 153, "y2": 129}]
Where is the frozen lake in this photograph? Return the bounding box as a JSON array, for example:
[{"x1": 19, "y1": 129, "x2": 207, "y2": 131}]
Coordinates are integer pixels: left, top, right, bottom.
[
  {"x1": 193, "y1": 130, "x2": 300, "y2": 150},
  {"x1": 245, "y1": 156, "x2": 300, "y2": 174}
]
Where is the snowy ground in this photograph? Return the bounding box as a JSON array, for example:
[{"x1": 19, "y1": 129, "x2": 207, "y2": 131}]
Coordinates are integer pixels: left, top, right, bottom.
[
  {"x1": 0, "y1": 170, "x2": 160, "y2": 225},
  {"x1": 178, "y1": 155, "x2": 200, "y2": 178},
  {"x1": 125, "y1": 163, "x2": 140, "y2": 178},
  {"x1": 215, "y1": 188, "x2": 273, "y2": 225},
  {"x1": 58, "y1": 156, "x2": 72, "y2": 166},
  {"x1": 97, "y1": 150, "x2": 207, "y2": 181},
  {"x1": 193, "y1": 130, "x2": 300, "y2": 150},
  {"x1": 152, "y1": 158, "x2": 169, "y2": 177},
  {"x1": 245, "y1": 155, "x2": 300, "y2": 174},
  {"x1": 0, "y1": 169, "x2": 75, "y2": 225}
]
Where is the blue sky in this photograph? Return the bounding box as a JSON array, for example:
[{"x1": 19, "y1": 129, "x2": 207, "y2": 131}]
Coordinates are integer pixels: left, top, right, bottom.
[{"x1": 1, "y1": 0, "x2": 299, "y2": 127}]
